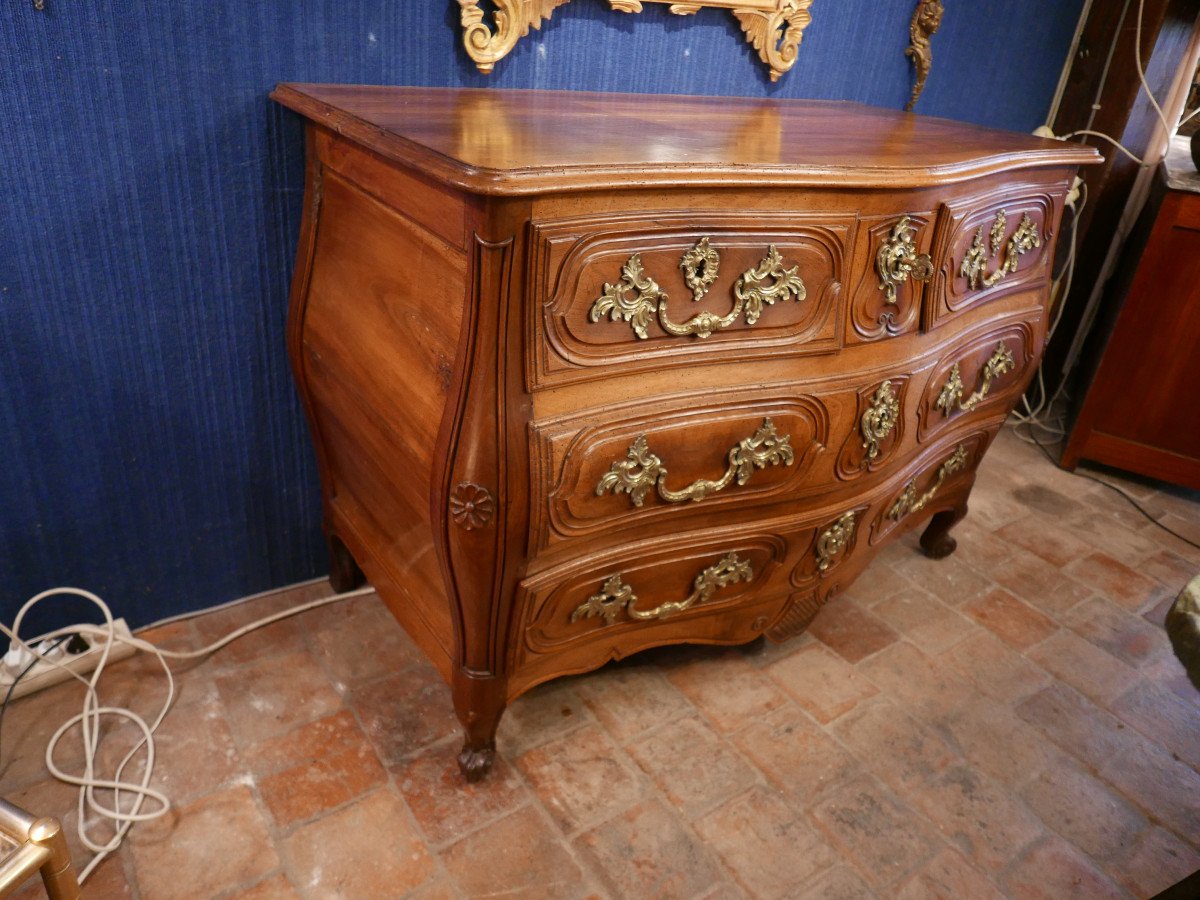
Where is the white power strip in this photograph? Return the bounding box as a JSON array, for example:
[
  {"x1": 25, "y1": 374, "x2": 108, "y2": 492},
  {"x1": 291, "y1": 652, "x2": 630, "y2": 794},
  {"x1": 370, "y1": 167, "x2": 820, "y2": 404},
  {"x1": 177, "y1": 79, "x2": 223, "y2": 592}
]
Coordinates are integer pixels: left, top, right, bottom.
[{"x1": 1, "y1": 618, "x2": 135, "y2": 702}]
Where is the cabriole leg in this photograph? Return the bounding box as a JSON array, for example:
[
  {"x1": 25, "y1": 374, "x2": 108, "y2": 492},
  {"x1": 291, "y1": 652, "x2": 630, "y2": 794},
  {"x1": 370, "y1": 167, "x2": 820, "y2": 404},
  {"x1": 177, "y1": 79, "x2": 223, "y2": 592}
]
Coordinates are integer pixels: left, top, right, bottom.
[
  {"x1": 453, "y1": 670, "x2": 507, "y2": 783},
  {"x1": 919, "y1": 502, "x2": 968, "y2": 560},
  {"x1": 327, "y1": 532, "x2": 366, "y2": 593}
]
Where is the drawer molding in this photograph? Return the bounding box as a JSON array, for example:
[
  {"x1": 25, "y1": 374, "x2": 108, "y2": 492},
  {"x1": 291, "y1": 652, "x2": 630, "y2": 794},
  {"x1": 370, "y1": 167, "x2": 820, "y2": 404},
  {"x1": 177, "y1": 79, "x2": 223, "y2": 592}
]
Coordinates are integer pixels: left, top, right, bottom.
[
  {"x1": 589, "y1": 243, "x2": 806, "y2": 341},
  {"x1": 876, "y1": 215, "x2": 934, "y2": 304},
  {"x1": 569, "y1": 551, "x2": 754, "y2": 626},
  {"x1": 886, "y1": 443, "x2": 969, "y2": 521},
  {"x1": 935, "y1": 341, "x2": 1016, "y2": 415},
  {"x1": 596, "y1": 417, "x2": 795, "y2": 507}
]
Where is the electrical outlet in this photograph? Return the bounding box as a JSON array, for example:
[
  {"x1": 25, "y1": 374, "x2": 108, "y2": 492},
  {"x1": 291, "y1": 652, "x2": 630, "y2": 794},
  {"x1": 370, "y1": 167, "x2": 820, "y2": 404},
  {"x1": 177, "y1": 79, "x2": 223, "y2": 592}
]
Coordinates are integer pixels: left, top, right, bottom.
[{"x1": 1, "y1": 619, "x2": 136, "y2": 701}]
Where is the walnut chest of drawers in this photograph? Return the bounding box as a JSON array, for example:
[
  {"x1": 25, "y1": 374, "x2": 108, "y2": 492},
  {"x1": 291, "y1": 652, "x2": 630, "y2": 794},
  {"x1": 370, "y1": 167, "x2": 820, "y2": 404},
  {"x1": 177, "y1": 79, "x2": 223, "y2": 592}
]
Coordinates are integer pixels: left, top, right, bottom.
[{"x1": 271, "y1": 84, "x2": 1099, "y2": 781}]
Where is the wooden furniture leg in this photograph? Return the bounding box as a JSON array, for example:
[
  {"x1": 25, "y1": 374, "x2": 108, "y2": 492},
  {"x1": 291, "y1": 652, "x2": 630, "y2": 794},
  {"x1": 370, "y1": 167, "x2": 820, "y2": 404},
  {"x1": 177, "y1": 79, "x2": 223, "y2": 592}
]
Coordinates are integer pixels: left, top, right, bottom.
[
  {"x1": 453, "y1": 670, "x2": 507, "y2": 783},
  {"x1": 920, "y1": 502, "x2": 968, "y2": 559},
  {"x1": 327, "y1": 532, "x2": 365, "y2": 593}
]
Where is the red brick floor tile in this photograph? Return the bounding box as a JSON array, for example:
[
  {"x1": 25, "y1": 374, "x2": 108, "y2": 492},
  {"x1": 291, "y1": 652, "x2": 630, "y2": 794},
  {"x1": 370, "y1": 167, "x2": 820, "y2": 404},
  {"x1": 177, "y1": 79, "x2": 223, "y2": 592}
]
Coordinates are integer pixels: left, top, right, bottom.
[
  {"x1": 734, "y1": 707, "x2": 860, "y2": 802},
  {"x1": 962, "y1": 588, "x2": 1057, "y2": 650},
  {"x1": 1140, "y1": 651, "x2": 1200, "y2": 709},
  {"x1": 575, "y1": 663, "x2": 693, "y2": 742},
  {"x1": 893, "y1": 847, "x2": 1005, "y2": 900},
  {"x1": 795, "y1": 865, "x2": 877, "y2": 899},
  {"x1": 995, "y1": 516, "x2": 1094, "y2": 569},
  {"x1": 234, "y1": 871, "x2": 300, "y2": 899},
  {"x1": 11, "y1": 853, "x2": 132, "y2": 900},
  {"x1": 625, "y1": 716, "x2": 758, "y2": 819},
  {"x1": 1018, "y1": 750, "x2": 1147, "y2": 862},
  {"x1": 574, "y1": 799, "x2": 726, "y2": 899},
  {"x1": 8, "y1": 777, "x2": 113, "y2": 874},
  {"x1": 658, "y1": 646, "x2": 789, "y2": 733},
  {"x1": 1015, "y1": 683, "x2": 1141, "y2": 771},
  {"x1": 939, "y1": 631, "x2": 1052, "y2": 703},
  {"x1": 1024, "y1": 629, "x2": 1139, "y2": 707},
  {"x1": 214, "y1": 649, "x2": 342, "y2": 747},
  {"x1": 1069, "y1": 509, "x2": 1165, "y2": 568},
  {"x1": 281, "y1": 789, "x2": 436, "y2": 897},
  {"x1": 936, "y1": 702, "x2": 1059, "y2": 789},
  {"x1": 1140, "y1": 548, "x2": 1198, "y2": 591},
  {"x1": 515, "y1": 723, "x2": 642, "y2": 833},
  {"x1": 402, "y1": 878, "x2": 461, "y2": 900},
  {"x1": 347, "y1": 664, "x2": 459, "y2": 765},
  {"x1": 441, "y1": 806, "x2": 589, "y2": 899},
  {"x1": 890, "y1": 552, "x2": 995, "y2": 608},
  {"x1": 964, "y1": 474, "x2": 1030, "y2": 532},
  {"x1": 987, "y1": 551, "x2": 1093, "y2": 618},
  {"x1": 807, "y1": 597, "x2": 900, "y2": 663},
  {"x1": 869, "y1": 588, "x2": 976, "y2": 655},
  {"x1": 694, "y1": 786, "x2": 838, "y2": 898},
  {"x1": 1112, "y1": 825, "x2": 1200, "y2": 898},
  {"x1": 845, "y1": 553, "x2": 916, "y2": 605},
  {"x1": 395, "y1": 741, "x2": 527, "y2": 846},
  {"x1": 1109, "y1": 680, "x2": 1200, "y2": 769},
  {"x1": 1007, "y1": 480, "x2": 1088, "y2": 519},
  {"x1": 829, "y1": 699, "x2": 957, "y2": 793},
  {"x1": 810, "y1": 774, "x2": 937, "y2": 889},
  {"x1": 496, "y1": 677, "x2": 591, "y2": 756},
  {"x1": 1066, "y1": 552, "x2": 1170, "y2": 614},
  {"x1": 857, "y1": 642, "x2": 973, "y2": 725},
  {"x1": 128, "y1": 785, "x2": 280, "y2": 900},
  {"x1": 305, "y1": 594, "x2": 426, "y2": 689},
  {"x1": 765, "y1": 642, "x2": 879, "y2": 724},
  {"x1": 1061, "y1": 596, "x2": 1168, "y2": 668},
  {"x1": 0, "y1": 680, "x2": 89, "y2": 792},
  {"x1": 1099, "y1": 732, "x2": 1200, "y2": 842},
  {"x1": 245, "y1": 710, "x2": 386, "y2": 828},
  {"x1": 905, "y1": 764, "x2": 1044, "y2": 875},
  {"x1": 951, "y1": 518, "x2": 1018, "y2": 572},
  {"x1": 1000, "y1": 835, "x2": 1126, "y2": 900},
  {"x1": 191, "y1": 589, "x2": 317, "y2": 670}
]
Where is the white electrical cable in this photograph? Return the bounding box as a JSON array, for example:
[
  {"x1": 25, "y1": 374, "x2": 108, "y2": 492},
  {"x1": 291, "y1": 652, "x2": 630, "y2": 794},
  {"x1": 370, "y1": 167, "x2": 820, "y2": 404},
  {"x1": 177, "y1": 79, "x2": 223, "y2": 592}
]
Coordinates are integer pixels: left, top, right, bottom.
[{"x1": 0, "y1": 583, "x2": 372, "y2": 882}]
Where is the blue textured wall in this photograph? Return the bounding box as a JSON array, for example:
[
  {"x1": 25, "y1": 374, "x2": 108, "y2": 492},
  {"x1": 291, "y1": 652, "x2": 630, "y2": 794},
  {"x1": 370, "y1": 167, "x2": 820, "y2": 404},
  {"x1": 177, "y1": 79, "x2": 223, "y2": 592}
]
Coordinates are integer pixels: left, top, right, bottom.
[{"x1": 0, "y1": 1, "x2": 1083, "y2": 628}]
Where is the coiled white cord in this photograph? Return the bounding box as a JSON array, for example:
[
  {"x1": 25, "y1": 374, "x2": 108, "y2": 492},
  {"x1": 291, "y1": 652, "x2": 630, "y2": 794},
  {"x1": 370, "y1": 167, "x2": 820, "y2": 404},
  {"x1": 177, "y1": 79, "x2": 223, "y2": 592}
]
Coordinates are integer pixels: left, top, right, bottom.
[{"x1": 1, "y1": 583, "x2": 372, "y2": 882}]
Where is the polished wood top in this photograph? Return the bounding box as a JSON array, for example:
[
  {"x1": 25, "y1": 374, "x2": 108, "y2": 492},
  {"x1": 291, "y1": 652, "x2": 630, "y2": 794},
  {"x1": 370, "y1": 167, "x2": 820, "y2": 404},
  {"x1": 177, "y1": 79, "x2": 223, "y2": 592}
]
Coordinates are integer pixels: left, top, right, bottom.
[{"x1": 272, "y1": 84, "x2": 1101, "y2": 196}]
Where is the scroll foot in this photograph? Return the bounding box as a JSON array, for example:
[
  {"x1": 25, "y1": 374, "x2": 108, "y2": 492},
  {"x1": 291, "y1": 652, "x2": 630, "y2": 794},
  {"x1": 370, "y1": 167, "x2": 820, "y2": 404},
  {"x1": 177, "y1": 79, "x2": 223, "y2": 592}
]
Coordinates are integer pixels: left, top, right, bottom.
[
  {"x1": 456, "y1": 743, "x2": 496, "y2": 783},
  {"x1": 919, "y1": 504, "x2": 967, "y2": 560}
]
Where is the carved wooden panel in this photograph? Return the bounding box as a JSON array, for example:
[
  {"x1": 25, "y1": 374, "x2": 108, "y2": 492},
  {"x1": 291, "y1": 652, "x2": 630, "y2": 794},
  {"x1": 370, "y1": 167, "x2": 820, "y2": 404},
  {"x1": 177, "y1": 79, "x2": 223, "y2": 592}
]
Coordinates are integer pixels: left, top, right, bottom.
[
  {"x1": 528, "y1": 212, "x2": 850, "y2": 388},
  {"x1": 834, "y1": 375, "x2": 913, "y2": 481},
  {"x1": 846, "y1": 212, "x2": 936, "y2": 344}
]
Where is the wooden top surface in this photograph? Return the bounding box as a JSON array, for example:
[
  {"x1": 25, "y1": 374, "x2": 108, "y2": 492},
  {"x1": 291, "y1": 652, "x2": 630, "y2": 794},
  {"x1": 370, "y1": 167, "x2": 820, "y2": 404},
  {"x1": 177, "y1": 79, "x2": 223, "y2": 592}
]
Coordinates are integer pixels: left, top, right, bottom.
[{"x1": 272, "y1": 84, "x2": 1101, "y2": 196}]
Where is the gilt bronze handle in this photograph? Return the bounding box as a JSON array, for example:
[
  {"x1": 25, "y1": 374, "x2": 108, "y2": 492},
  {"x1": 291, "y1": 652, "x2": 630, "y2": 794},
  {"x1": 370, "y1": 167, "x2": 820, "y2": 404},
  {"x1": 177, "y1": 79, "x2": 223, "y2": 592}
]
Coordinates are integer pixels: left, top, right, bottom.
[
  {"x1": 589, "y1": 240, "x2": 806, "y2": 341},
  {"x1": 876, "y1": 216, "x2": 933, "y2": 304},
  {"x1": 596, "y1": 418, "x2": 794, "y2": 507},
  {"x1": 935, "y1": 342, "x2": 1015, "y2": 416},
  {"x1": 959, "y1": 210, "x2": 1041, "y2": 290},
  {"x1": 570, "y1": 552, "x2": 754, "y2": 626},
  {"x1": 887, "y1": 444, "x2": 969, "y2": 521}
]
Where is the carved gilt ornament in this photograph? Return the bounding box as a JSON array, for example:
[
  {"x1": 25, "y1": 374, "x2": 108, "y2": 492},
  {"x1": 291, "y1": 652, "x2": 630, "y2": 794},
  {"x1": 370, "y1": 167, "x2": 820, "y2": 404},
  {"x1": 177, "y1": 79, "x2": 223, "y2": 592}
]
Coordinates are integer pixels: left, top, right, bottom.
[
  {"x1": 457, "y1": 1, "x2": 816, "y2": 83},
  {"x1": 904, "y1": 0, "x2": 944, "y2": 112},
  {"x1": 860, "y1": 381, "x2": 900, "y2": 462},
  {"x1": 935, "y1": 342, "x2": 1015, "y2": 416},
  {"x1": 959, "y1": 210, "x2": 1041, "y2": 290},
  {"x1": 876, "y1": 216, "x2": 933, "y2": 305},
  {"x1": 816, "y1": 510, "x2": 856, "y2": 573}
]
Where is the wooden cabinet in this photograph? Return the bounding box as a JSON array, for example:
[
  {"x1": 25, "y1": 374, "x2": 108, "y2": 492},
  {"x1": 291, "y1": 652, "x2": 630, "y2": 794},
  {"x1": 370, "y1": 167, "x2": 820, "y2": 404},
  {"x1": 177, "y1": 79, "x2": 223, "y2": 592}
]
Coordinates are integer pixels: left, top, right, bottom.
[
  {"x1": 271, "y1": 85, "x2": 1097, "y2": 781},
  {"x1": 1063, "y1": 153, "x2": 1200, "y2": 489}
]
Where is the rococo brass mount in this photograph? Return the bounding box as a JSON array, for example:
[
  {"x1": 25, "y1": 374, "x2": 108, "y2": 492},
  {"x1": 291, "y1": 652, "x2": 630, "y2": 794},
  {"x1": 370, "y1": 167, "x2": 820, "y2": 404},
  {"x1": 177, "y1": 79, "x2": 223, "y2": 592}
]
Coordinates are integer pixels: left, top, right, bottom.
[
  {"x1": 571, "y1": 551, "x2": 754, "y2": 625},
  {"x1": 876, "y1": 216, "x2": 933, "y2": 305},
  {"x1": 936, "y1": 342, "x2": 1015, "y2": 416},
  {"x1": 959, "y1": 210, "x2": 1041, "y2": 290},
  {"x1": 597, "y1": 418, "x2": 795, "y2": 506},
  {"x1": 456, "y1": 1, "x2": 815, "y2": 83},
  {"x1": 590, "y1": 240, "x2": 806, "y2": 340}
]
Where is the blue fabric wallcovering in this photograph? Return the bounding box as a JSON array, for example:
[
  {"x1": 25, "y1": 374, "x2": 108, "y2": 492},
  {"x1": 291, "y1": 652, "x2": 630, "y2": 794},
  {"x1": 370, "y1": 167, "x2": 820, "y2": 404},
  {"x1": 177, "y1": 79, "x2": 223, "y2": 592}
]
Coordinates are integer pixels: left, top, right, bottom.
[{"x1": 0, "y1": 1, "x2": 1083, "y2": 628}]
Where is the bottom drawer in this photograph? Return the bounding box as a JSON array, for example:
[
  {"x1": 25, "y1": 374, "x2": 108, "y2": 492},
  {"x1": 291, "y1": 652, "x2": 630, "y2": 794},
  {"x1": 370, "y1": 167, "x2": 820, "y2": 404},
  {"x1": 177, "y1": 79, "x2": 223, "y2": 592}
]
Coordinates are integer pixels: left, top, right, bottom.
[{"x1": 510, "y1": 530, "x2": 801, "y2": 693}]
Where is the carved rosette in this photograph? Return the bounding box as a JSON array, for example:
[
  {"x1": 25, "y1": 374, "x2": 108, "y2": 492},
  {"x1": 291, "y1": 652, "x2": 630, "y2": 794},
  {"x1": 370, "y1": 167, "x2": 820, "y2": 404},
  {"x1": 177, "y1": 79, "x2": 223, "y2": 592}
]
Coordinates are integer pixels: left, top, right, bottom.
[{"x1": 449, "y1": 482, "x2": 496, "y2": 530}]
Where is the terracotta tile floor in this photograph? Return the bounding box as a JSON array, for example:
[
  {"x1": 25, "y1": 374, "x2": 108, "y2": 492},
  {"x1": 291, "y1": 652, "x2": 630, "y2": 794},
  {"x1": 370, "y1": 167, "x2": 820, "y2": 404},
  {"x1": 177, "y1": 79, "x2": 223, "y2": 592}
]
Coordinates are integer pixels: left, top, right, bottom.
[{"x1": 6, "y1": 427, "x2": 1200, "y2": 899}]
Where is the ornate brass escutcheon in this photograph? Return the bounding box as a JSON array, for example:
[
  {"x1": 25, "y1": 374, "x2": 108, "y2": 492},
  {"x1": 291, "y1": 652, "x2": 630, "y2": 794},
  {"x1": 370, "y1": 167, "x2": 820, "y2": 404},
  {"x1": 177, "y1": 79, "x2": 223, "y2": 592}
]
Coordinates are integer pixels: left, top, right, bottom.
[
  {"x1": 570, "y1": 551, "x2": 754, "y2": 626},
  {"x1": 935, "y1": 342, "x2": 1015, "y2": 416},
  {"x1": 959, "y1": 210, "x2": 1041, "y2": 290},
  {"x1": 589, "y1": 240, "x2": 806, "y2": 341},
  {"x1": 816, "y1": 511, "x2": 857, "y2": 573},
  {"x1": 876, "y1": 216, "x2": 933, "y2": 305},
  {"x1": 860, "y1": 381, "x2": 900, "y2": 462},
  {"x1": 887, "y1": 444, "x2": 969, "y2": 521},
  {"x1": 597, "y1": 418, "x2": 795, "y2": 507}
]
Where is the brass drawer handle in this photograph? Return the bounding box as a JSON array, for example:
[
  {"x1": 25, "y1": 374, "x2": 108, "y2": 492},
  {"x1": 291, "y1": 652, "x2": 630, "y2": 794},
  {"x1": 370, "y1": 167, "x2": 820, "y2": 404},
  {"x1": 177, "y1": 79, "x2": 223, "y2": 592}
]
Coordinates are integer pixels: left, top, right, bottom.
[
  {"x1": 959, "y1": 210, "x2": 1040, "y2": 290},
  {"x1": 935, "y1": 341, "x2": 1015, "y2": 415},
  {"x1": 589, "y1": 240, "x2": 806, "y2": 341},
  {"x1": 597, "y1": 418, "x2": 794, "y2": 507},
  {"x1": 887, "y1": 444, "x2": 969, "y2": 521},
  {"x1": 860, "y1": 380, "x2": 900, "y2": 461},
  {"x1": 816, "y1": 511, "x2": 857, "y2": 573},
  {"x1": 876, "y1": 215, "x2": 933, "y2": 304},
  {"x1": 570, "y1": 552, "x2": 754, "y2": 626}
]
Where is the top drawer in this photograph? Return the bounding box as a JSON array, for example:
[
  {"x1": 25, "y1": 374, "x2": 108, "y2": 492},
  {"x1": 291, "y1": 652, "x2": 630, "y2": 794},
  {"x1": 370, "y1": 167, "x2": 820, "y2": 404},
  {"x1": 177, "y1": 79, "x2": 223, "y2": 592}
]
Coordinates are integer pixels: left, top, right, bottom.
[{"x1": 527, "y1": 211, "x2": 852, "y2": 388}]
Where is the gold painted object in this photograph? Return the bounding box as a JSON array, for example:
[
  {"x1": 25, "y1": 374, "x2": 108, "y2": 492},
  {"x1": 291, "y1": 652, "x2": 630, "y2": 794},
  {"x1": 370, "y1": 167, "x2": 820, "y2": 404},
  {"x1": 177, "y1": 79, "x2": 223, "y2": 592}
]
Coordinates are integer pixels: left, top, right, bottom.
[
  {"x1": 959, "y1": 211, "x2": 1041, "y2": 290},
  {"x1": 816, "y1": 511, "x2": 856, "y2": 573},
  {"x1": 860, "y1": 380, "x2": 900, "y2": 461},
  {"x1": 935, "y1": 342, "x2": 1015, "y2": 415},
  {"x1": 597, "y1": 417, "x2": 795, "y2": 507},
  {"x1": 904, "y1": 0, "x2": 944, "y2": 112},
  {"x1": 876, "y1": 216, "x2": 933, "y2": 304},
  {"x1": 457, "y1": 1, "x2": 815, "y2": 83},
  {"x1": 571, "y1": 551, "x2": 754, "y2": 625},
  {"x1": 887, "y1": 444, "x2": 969, "y2": 520},
  {"x1": 590, "y1": 243, "x2": 805, "y2": 340}
]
